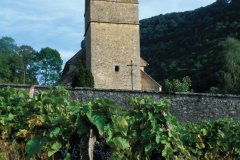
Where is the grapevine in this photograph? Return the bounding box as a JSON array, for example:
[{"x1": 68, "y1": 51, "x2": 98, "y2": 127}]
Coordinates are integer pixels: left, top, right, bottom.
[{"x1": 0, "y1": 87, "x2": 240, "y2": 160}]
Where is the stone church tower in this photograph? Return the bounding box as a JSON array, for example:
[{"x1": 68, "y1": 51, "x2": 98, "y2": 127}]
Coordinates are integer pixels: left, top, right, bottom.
[
  {"x1": 84, "y1": 0, "x2": 141, "y2": 90},
  {"x1": 59, "y1": 0, "x2": 161, "y2": 91}
]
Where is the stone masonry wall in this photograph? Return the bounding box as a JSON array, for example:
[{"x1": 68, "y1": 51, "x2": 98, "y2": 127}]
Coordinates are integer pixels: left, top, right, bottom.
[
  {"x1": 1, "y1": 84, "x2": 240, "y2": 122},
  {"x1": 89, "y1": 23, "x2": 141, "y2": 90},
  {"x1": 85, "y1": 0, "x2": 141, "y2": 90},
  {"x1": 87, "y1": 1, "x2": 139, "y2": 25}
]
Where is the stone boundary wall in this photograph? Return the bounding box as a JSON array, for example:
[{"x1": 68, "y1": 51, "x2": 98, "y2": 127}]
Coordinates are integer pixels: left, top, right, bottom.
[{"x1": 0, "y1": 84, "x2": 240, "y2": 122}]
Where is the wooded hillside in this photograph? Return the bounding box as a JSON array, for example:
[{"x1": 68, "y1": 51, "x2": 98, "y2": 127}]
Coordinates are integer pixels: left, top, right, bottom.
[{"x1": 140, "y1": 0, "x2": 240, "y2": 93}]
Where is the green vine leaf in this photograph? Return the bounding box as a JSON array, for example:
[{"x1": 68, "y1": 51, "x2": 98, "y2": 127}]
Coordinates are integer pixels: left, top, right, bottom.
[
  {"x1": 48, "y1": 141, "x2": 62, "y2": 157},
  {"x1": 50, "y1": 127, "x2": 61, "y2": 138},
  {"x1": 64, "y1": 153, "x2": 71, "y2": 160},
  {"x1": 86, "y1": 112, "x2": 106, "y2": 136},
  {"x1": 145, "y1": 144, "x2": 154, "y2": 154},
  {"x1": 26, "y1": 135, "x2": 45, "y2": 158},
  {"x1": 111, "y1": 137, "x2": 130, "y2": 150},
  {"x1": 112, "y1": 116, "x2": 128, "y2": 136}
]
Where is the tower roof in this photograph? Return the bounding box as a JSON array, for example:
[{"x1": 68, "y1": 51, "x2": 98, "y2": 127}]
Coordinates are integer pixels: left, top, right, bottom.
[{"x1": 140, "y1": 58, "x2": 149, "y2": 67}]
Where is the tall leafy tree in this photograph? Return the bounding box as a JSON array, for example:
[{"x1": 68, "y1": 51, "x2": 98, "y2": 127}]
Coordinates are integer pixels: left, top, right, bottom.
[
  {"x1": 0, "y1": 37, "x2": 18, "y2": 54},
  {"x1": 0, "y1": 53, "x2": 13, "y2": 83},
  {"x1": 85, "y1": 69, "x2": 94, "y2": 87},
  {"x1": 71, "y1": 64, "x2": 94, "y2": 88},
  {"x1": 0, "y1": 37, "x2": 21, "y2": 83},
  {"x1": 219, "y1": 37, "x2": 240, "y2": 93},
  {"x1": 0, "y1": 37, "x2": 64, "y2": 85},
  {"x1": 72, "y1": 64, "x2": 86, "y2": 87},
  {"x1": 36, "y1": 47, "x2": 63, "y2": 85},
  {"x1": 18, "y1": 45, "x2": 38, "y2": 84}
]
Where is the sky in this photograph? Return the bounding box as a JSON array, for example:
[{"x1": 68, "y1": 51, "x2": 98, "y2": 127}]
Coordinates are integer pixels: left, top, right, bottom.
[{"x1": 0, "y1": 0, "x2": 215, "y2": 65}]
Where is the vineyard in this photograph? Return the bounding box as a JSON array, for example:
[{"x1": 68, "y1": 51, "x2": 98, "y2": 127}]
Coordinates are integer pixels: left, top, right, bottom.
[{"x1": 0, "y1": 87, "x2": 240, "y2": 160}]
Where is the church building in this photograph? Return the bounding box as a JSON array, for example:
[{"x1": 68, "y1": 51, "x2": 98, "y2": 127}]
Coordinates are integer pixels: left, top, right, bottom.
[{"x1": 60, "y1": 0, "x2": 161, "y2": 92}]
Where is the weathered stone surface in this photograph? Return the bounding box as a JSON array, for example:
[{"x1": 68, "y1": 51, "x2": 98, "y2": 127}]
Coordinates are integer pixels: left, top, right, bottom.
[
  {"x1": 1, "y1": 84, "x2": 240, "y2": 122},
  {"x1": 85, "y1": 1, "x2": 139, "y2": 30},
  {"x1": 85, "y1": 0, "x2": 141, "y2": 90},
  {"x1": 86, "y1": 23, "x2": 141, "y2": 90}
]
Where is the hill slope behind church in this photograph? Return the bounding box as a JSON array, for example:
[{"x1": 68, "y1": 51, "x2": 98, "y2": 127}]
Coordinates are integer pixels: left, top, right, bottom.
[{"x1": 140, "y1": 0, "x2": 240, "y2": 92}]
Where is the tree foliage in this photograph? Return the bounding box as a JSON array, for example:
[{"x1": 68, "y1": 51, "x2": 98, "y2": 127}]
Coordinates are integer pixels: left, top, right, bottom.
[
  {"x1": 164, "y1": 76, "x2": 192, "y2": 92},
  {"x1": 85, "y1": 69, "x2": 94, "y2": 87},
  {"x1": 0, "y1": 37, "x2": 22, "y2": 83},
  {"x1": 36, "y1": 47, "x2": 63, "y2": 85},
  {"x1": 140, "y1": 0, "x2": 240, "y2": 93},
  {"x1": 218, "y1": 37, "x2": 240, "y2": 93},
  {"x1": 72, "y1": 64, "x2": 94, "y2": 88},
  {"x1": 0, "y1": 37, "x2": 63, "y2": 85},
  {"x1": 0, "y1": 87, "x2": 240, "y2": 159},
  {"x1": 18, "y1": 45, "x2": 38, "y2": 84},
  {"x1": 0, "y1": 37, "x2": 18, "y2": 54}
]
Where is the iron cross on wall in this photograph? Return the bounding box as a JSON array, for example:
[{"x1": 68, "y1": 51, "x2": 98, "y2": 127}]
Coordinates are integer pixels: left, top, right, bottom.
[{"x1": 127, "y1": 60, "x2": 138, "y2": 90}]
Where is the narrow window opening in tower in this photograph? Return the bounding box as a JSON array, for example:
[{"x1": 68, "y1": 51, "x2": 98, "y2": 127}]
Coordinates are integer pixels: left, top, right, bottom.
[{"x1": 115, "y1": 65, "x2": 120, "y2": 72}]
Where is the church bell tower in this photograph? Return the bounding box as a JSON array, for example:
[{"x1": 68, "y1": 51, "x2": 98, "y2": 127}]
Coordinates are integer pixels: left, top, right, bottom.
[{"x1": 84, "y1": 0, "x2": 141, "y2": 90}]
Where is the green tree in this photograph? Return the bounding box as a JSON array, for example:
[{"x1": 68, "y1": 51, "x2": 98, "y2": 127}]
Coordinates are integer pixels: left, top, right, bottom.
[
  {"x1": 85, "y1": 69, "x2": 94, "y2": 87},
  {"x1": 164, "y1": 76, "x2": 192, "y2": 92},
  {"x1": 0, "y1": 37, "x2": 39, "y2": 84},
  {"x1": 72, "y1": 64, "x2": 94, "y2": 88},
  {"x1": 18, "y1": 45, "x2": 38, "y2": 84},
  {"x1": 0, "y1": 53, "x2": 13, "y2": 83},
  {"x1": 0, "y1": 37, "x2": 21, "y2": 83},
  {"x1": 0, "y1": 37, "x2": 63, "y2": 85},
  {"x1": 0, "y1": 37, "x2": 18, "y2": 54},
  {"x1": 0, "y1": 53, "x2": 22, "y2": 83},
  {"x1": 219, "y1": 37, "x2": 240, "y2": 93},
  {"x1": 36, "y1": 47, "x2": 63, "y2": 85},
  {"x1": 72, "y1": 64, "x2": 86, "y2": 87}
]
